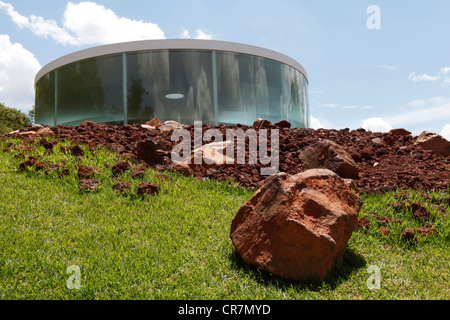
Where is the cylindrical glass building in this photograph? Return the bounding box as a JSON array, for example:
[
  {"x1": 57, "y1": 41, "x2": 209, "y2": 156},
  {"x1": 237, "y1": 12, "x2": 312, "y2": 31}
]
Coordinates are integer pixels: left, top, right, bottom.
[{"x1": 35, "y1": 39, "x2": 309, "y2": 128}]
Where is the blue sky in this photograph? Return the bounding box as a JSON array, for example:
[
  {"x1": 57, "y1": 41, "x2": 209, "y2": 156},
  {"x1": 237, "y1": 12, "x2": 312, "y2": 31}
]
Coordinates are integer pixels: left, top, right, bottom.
[{"x1": 0, "y1": 0, "x2": 449, "y2": 138}]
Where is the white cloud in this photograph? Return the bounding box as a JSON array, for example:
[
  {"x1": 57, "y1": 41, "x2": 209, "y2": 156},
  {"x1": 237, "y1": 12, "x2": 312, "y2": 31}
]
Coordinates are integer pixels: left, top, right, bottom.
[
  {"x1": 63, "y1": 2, "x2": 165, "y2": 45},
  {"x1": 0, "y1": 1, "x2": 166, "y2": 46},
  {"x1": 0, "y1": 34, "x2": 41, "y2": 111},
  {"x1": 194, "y1": 29, "x2": 212, "y2": 40},
  {"x1": 409, "y1": 72, "x2": 440, "y2": 83},
  {"x1": 309, "y1": 116, "x2": 323, "y2": 129},
  {"x1": 386, "y1": 97, "x2": 450, "y2": 127},
  {"x1": 361, "y1": 117, "x2": 392, "y2": 132},
  {"x1": 441, "y1": 124, "x2": 450, "y2": 141},
  {"x1": 180, "y1": 28, "x2": 190, "y2": 39},
  {"x1": 0, "y1": 1, "x2": 78, "y2": 45},
  {"x1": 180, "y1": 27, "x2": 213, "y2": 40},
  {"x1": 409, "y1": 67, "x2": 450, "y2": 86}
]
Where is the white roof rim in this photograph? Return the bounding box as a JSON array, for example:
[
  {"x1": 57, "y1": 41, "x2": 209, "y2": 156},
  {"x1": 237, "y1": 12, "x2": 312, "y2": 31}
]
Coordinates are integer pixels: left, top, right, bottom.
[{"x1": 34, "y1": 39, "x2": 308, "y2": 85}]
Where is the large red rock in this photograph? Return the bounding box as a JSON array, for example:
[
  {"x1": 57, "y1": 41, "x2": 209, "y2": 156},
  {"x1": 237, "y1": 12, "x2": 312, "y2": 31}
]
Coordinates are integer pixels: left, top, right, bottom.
[
  {"x1": 230, "y1": 169, "x2": 362, "y2": 282},
  {"x1": 414, "y1": 131, "x2": 450, "y2": 156},
  {"x1": 299, "y1": 139, "x2": 359, "y2": 179}
]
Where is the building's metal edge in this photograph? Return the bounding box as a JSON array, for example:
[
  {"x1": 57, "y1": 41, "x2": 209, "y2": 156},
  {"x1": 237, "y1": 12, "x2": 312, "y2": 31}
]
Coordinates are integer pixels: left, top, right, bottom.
[{"x1": 34, "y1": 39, "x2": 308, "y2": 85}]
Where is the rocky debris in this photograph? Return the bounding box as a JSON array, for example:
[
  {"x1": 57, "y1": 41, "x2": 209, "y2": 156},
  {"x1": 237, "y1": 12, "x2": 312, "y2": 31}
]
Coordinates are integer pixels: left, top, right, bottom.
[
  {"x1": 159, "y1": 120, "x2": 184, "y2": 132},
  {"x1": 78, "y1": 179, "x2": 102, "y2": 191},
  {"x1": 131, "y1": 165, "x2": 147, "y2": 179},
  {"x1": 137, "y1": 182, "x2": 161, "y2": 196},
  {"x1": 181, "y1": 140, "x2": 235, "y2": 169},
  {"x1": 401, "y1": 228, "x2": 416, "y2": 242},
  {"x1": 2, "y1": 119, "x2": 449, "y2": 193},
  {"x1": 136, "y1": 138, "x2": 171, "y2": 165},
  {"x1": 230, "y1": 169, "x2": 362, "y2": 282},
  {"x1": 145, "y1": 118, "x2": 163, "y2": 129},
  {"x1": 414, "y1": 131, "x2": 450, "y2": 156},
  {"x1": 252, "y1": 118, "x2": 274, "y2": 129},
  {"x1": 68, "y1": 145, "x2": 84, "y2": 156},
  {"x1": 155, "y1": 174, "x2": 173, "y2": 182},
  {"x1": 111, "y1": 161, "x2": 131, "y2": 176},
  {"x1": 389, "y1": 128, "x2": 411, "y2": 136},
  {"x1": 18, "y1": 159, "x2": 37, "y2": 171},
  {"x1": 299, "y1": 139, "x2": 359, "y2": 179},
  {"x1": 112, "y1": 181, "x2": 132, "y2": 192},
  {"x1": 416, "y1": 226, "x2": 438, "y2": 236},
  {"x1": 76, "y1": 165, "x2": 95, "y2": 179}
]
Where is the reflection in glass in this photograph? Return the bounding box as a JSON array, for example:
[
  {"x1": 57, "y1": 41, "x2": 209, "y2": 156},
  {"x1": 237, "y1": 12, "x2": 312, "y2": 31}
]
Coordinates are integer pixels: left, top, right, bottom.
[
  {"x1": 57, "y1": 54, "x2": 123, "y2": 126},
  {"x1": 35, "y1": 71, "x2": 55, "y2": 126},
  {"x1": 127, "y1": 50, "x2": 214, "y2": 125},
  {"x1": 35, "y1": 49, "x2": 309, "y2": 128}
]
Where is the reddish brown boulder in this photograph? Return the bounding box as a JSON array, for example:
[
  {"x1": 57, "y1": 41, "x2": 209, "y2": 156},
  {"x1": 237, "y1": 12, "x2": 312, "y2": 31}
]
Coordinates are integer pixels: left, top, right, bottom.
[
  {"x1": 136, "y1": 139, "x2": 171, "y2": 165},
  {"x1": 111, "y1": 161, "x2": 131, "y2": 176},
  {"x1": 146, "y1": 118, "x2": 164, "y2": 129},
  {"x1": 230, "y1": 169, "x2": 362, "y2": 282},
  {"x1": 112, "y1": 181, "x2": 132, "y2": 192},
  {"x1": 79, "y1": 179, "x2": 102, "y2": 191},
  {"x1": 414, "y1": 131, "x2": 450, "y2": 156},
  {"x1": 137, "y1": 182, "x2": 161, "y2": 195},
  {"x1": 76, "y1": 165, "x2": 95, "y2": 179},
  {"x1": 401, "y1": 228, "x2": 416, "y2": 242},
  {"x1": 389, "y1": 128, "x2": 411, "y2": 136},
  {"x1": 299, "y1": 139, "x2": 359, "y2": 179},
  {"x1": 252, "y1": 118, "x2": 272, "y2": 129}
]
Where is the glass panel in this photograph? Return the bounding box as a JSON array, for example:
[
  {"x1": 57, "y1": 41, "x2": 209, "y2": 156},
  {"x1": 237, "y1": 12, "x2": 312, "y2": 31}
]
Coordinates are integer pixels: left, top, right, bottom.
[
  {"x1": 254, "y1": 56, "x2": 284, "y2": 123},
  {"x1": 215, "y1": 52, "x2": 257, "y2": 126},
  {"x1": 57, "y1": 54, "x2": 123, "y2": 126},
  {"x1": 35, "y1": 71, "x2": 55, "y2": 126},
  {"x1": 126, "y1": 50, "x2": 214, "y2": 125}
]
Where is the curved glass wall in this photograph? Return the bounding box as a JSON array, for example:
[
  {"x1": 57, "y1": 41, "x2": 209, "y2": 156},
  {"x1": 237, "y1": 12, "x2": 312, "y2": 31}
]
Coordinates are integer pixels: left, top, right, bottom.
[{"x1": 35, "y1": 49, "x2": 309, "y2": 128}]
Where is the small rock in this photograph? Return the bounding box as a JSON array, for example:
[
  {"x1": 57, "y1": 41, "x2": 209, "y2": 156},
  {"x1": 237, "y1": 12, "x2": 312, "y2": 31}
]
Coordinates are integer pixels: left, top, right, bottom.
[
  {"x1": 112, "y1": 181, "x2": 132, "y2": 192},
  {"x1": 389, "y1": 128, "x2": 411, "y2": 136},
  {"x1": 401, "y1": 228, "x2": 416, "y2": 242},
  {"x1": 111, "y1": 161, "x2": 131, "y2": 176},
  {"x1": 415, "y1": 131, "x2": 450, "y2": 156},
  {"x1": 137, "y1": 183, "x2": 161, "y2": 196},
  {"x1": 299, "y1": 139, "x2": 359, "y2": 179},
  {"x1": 159, "y1": 120, "x2": 184, "y2": 132},
  {"x1": 76, "y1": 165, "x2": 95, "y2": 179},
  {"x1": 79, "y1": 179, "x2": 102, "y2": 191}
]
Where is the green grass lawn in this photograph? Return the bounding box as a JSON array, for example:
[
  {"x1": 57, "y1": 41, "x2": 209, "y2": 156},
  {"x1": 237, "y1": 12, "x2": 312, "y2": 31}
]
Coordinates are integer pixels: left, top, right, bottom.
[{"x1": 0, "y1": 136, "x2": 449, "y2": 300}]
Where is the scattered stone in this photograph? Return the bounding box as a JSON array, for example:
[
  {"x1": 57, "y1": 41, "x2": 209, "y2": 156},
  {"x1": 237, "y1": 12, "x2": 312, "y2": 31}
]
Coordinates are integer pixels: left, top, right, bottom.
[
  {"x1": 146, "y1": 118, "x2": 164, "y2": 129},
  {"x1": 416, "y1": 226, "x2": 438, "y2": 236},
  {"x1": 252, "y1": 118, "x2": 272, "y2": 129},
  {"x1": 76, "y1": 165, "x2": 95, "y2": 179},
  {"x1": 389, "y1": 128, "x2": 411, "y2": 136},
  {"x1": 415, "y1": 131, "x2": 450, "y2": 156},
  {"x1": 69, "y1": 145, "x2": 84, "y2": 156},
  {"x1": 137, "y1": 182, "x2": 161, "y2": 196},
  {"x1": 19, "y1": 159, "x2": 36, "y2": 171},
  {"x1": 136, "y1": 138, "x2": 170, "y2": 165},
  {"x1": 230, "y1": 169, "x2": 362, "y2": 282},
  {"x1": 111, "y1": 161, "x2": 131, "y2": 176},
  {"x1": 159, "y1": 120, "x2": 184, "y2": 132},
  {"x1": 274, "y1": 120, "x2": 291, "y2": 129},
  {"x1": 79, "y1": 179, "x2": 102, "y2": 191},
  {"x1": 35, "y1": 127, "x2": 55, "y2": 137},
  {"x1": 401, "y1": 228, "x2": 416, "y2": 242},
  {"x1": 356, "y1": 217, "x2": 370, "y2": 230},
  {"x1": 299, "y1": 139, "x2": 359, "y2": 179},
  {"x1": 112, "y1": 181, "x2": 132, "y2": 192},
  {"x1": 379, "y1": 228, "x2": 391, "y2": 235}
]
